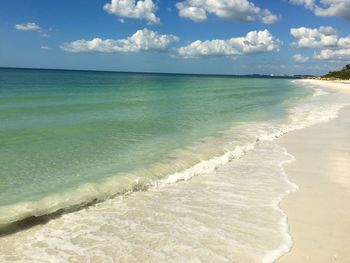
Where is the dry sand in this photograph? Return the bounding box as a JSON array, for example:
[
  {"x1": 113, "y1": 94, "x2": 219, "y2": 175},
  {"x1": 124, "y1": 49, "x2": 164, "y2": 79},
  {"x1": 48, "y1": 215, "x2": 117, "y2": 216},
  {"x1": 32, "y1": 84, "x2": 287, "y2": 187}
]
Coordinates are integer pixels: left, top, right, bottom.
[
  {"x1": 278, "y1": 79, "x2": 350, "y2": 262},
  {"x1": 300, "y1": 79, "x2": 350, "y2": 94}
]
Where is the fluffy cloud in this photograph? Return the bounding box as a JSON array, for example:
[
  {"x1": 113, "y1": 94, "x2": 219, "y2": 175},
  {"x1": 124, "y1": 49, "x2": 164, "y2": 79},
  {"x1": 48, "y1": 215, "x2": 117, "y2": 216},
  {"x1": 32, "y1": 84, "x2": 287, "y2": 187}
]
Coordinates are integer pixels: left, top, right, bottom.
[
  {"x1": 314, "y1": 48, "x2": 350, "y2": 60},
  {"x1": 289, "y1": 0, "x2": 350, "y2": 20},
  {"x1": 178, "y1": 30, "x2": 281, "y2": 58},
  {"x1": 290, "y1": 26, "x2": 338, "y2": 48},
  {"x1": 290, "y1": 26, "x2": 350, "y2": 61},
  {"x1": 176, "y1": 4, "x2": 207, "y2": 22},
  {"x1": 61, "y1": 29, "x2": 179, "y2": 53},
  {"x1": 175, "y1": 0, "x2": 280, "y2": 24},
  {"x1": 290, "y1": 26, "x2": 350, "y2": 49},
  {"x1": 290, "y1": 0, "x2": 316, "y2": 9},
  {"x1": 260, "y1": 9, "x2": 281, "y2": 24},
  {"x1": 15, "y1": 22, "x2": 41, "y2": 32},
  {"x1": 103, "y1": 0, "x2": 160, "y2": 24},
  {"x1": 293, "y1": 54, "x2": 310, "y2": 62}
]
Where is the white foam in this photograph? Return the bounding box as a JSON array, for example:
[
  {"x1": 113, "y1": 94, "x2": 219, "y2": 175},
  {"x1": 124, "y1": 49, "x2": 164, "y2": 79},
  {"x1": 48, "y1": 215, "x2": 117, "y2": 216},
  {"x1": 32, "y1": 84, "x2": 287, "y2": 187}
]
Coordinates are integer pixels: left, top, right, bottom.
[
  {"x1": 262, "y1": 148, "x2": 297, "y2": 263},
  {"x1": 158, "y1": 143, "x2": 256, "y2": 186},
  {"x1": 313, "y1": 88, "x2": 328, "y2": 96}
]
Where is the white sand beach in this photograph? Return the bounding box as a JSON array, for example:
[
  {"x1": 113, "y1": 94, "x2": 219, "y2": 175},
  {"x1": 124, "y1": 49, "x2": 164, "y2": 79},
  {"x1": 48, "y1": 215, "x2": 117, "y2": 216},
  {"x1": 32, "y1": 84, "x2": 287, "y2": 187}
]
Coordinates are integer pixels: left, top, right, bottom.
[
  {"x1": 300, "y1": 79, "x2": 350, "y2": 94},
  {"x1": 278, "y1": 79, "x2": 350, "y2": 262}
]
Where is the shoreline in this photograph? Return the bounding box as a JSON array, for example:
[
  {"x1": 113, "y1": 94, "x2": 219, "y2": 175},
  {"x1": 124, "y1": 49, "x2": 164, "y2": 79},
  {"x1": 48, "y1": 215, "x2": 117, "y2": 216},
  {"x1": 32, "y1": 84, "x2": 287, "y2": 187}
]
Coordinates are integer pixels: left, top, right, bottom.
[{"x1": 278, "y1": 79, "x2": 350, "y2": 262}]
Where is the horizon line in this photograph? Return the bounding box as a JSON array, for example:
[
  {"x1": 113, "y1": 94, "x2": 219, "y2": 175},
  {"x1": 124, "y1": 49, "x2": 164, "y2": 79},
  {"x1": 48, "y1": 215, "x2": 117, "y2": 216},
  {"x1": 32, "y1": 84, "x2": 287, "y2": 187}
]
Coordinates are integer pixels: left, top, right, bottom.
[{"x1": 0, "y1": 66, "x2": 313, "y2": 78}]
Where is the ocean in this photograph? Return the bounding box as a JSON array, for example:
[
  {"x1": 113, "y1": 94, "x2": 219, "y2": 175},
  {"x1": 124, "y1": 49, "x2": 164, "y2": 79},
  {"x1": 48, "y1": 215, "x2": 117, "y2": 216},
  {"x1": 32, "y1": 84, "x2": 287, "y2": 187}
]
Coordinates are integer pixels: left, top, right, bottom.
[{"x1": 0, "y1": 68, "x2": 348, "y2": 262}]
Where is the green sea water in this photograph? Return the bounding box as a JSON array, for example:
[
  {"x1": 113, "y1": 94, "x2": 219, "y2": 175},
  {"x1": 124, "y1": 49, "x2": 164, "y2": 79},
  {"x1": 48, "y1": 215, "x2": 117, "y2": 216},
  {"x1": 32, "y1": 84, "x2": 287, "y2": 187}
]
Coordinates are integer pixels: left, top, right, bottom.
[{"x1": 0, "y1": 68, "x2": 311, "y2": 221}]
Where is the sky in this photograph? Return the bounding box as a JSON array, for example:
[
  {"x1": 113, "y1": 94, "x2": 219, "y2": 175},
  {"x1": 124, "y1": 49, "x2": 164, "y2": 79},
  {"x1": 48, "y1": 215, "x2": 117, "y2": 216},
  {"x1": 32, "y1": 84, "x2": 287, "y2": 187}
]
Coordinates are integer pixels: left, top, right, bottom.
[{"x1": 0, "y1": 0, "x2": 350, "y2": 75}]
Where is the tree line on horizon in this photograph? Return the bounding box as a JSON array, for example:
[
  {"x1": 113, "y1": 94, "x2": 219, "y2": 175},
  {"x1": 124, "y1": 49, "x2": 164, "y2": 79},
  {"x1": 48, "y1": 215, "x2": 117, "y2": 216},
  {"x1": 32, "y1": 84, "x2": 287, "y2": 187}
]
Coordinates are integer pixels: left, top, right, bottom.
[{"x1": 323, "y1": 64, "x2": 350, "y2": 80}]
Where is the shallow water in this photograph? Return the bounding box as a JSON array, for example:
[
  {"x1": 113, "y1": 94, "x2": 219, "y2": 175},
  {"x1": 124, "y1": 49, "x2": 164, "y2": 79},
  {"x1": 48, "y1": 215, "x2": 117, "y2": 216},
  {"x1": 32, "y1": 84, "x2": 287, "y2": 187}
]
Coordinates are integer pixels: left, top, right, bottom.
[
  {"x1": 0, "y1": 69, "x2": 309, "y2": 225},
  {"x1": 1, "y1": 71, "x2": 349, "y2": 262}
]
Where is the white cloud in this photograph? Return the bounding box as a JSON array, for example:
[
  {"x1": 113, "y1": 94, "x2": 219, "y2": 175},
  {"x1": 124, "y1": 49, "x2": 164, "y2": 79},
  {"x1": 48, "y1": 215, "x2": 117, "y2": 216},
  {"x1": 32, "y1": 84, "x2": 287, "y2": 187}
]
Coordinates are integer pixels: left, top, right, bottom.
[
  {"x1": 15, "y1": 22, "x2": 41, "y2": 32},
  {"x1": 290, "y1": 26, "x2": 338, "y2": 48},
  {"x1": 289, "y1": 0, "x2": 350, "y2": 20},
  {"x1": 290, "y1": 0, "x2": 316, "y2": 9},
  {"x1": 293, "y1": 54, "x2": 310, "y2": 63},
  {"x1": 290, "y1": 26, "x2": 350, "y2": 61},
  {"x1": 260, "y1": 9, "x2": 281, "y2": 24},
  {"x1": 61, "y1": 29, "x2": 179, "y2": 53},
  {"x1": 40, "y1": 46, "x2": 50, "y2": 50},
  {"x1": 176, "y1": 4, "x2": 207, "y2": 22},
  {"x1": 103, "y1": 0, "x2": 160, "y2": 24},
  {"x1": 314, "y1": 48, "x2": 350, "y2": 60},
  {"x1": 290, "y1": 26, "x2": 350, "y2": 49},
  {"x1": 338, "y1": 36, "x2": 350, "y2": 47},
  {"x1": 178, "y1": 30, "x2": 281, "y2": 58},
  {"x1": 175, "y1": 0, "x2": 280, "y2": 24}
]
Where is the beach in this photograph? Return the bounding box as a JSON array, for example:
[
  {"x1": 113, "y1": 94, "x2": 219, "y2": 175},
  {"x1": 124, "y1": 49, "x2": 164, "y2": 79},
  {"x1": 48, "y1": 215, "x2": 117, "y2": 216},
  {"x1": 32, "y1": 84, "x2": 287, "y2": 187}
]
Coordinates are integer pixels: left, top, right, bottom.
[
  {"x1": 2, "y1": 0, "x2": 350, "y2": 261},
  {"x1": 278, "y1": 80, "x2": 350, "y2": 262}
]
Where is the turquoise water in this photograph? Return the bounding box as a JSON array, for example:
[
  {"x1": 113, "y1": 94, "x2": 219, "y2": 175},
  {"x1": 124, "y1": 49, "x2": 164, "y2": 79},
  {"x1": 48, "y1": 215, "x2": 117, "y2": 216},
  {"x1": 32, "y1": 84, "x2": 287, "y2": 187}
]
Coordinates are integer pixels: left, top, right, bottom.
[{"x1": 0, "y1": 68, "x2": 310, "y2": 223}]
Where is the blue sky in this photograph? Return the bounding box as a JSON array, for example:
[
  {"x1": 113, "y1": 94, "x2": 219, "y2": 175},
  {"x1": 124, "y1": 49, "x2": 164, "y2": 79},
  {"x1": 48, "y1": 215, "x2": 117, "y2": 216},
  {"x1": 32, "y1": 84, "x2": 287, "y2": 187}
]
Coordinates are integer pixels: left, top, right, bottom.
[{"x1": 0, "y1": 0, "x2": 349, "y2": 75}]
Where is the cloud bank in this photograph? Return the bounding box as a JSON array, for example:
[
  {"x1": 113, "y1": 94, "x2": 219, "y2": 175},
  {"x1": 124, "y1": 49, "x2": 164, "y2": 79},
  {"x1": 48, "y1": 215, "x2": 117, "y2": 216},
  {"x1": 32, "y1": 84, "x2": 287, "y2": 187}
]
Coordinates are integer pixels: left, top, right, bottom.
[
  {"x1": 175, "y1": 0, "x2": 280, "y2": 24},
  {"x1": 61, "y1": 29, "x2": 179, "y2": 53},
  {"x1": 178, "y1": 30, "x2": 281, "y2": 58}
]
